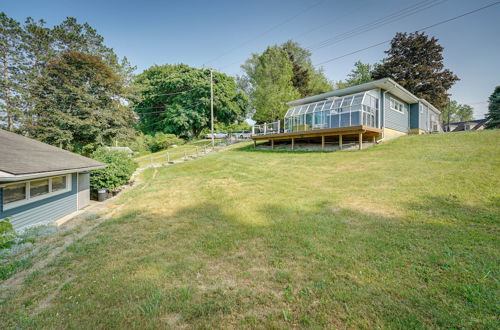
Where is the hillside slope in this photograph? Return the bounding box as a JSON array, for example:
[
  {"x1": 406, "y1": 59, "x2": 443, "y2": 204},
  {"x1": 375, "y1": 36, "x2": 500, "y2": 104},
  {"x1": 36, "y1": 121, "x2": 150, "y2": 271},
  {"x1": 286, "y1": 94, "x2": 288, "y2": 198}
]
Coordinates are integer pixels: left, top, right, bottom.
[{"x1": 1, "y1": 130, "x2": 499, "y2": 328}]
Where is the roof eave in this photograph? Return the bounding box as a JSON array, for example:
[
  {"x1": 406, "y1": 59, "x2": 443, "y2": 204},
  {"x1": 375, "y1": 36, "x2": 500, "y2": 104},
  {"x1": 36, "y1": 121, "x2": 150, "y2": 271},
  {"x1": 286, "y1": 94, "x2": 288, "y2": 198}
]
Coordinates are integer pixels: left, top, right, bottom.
[
  {"x1": 286, "y1": 78, "x2": 422, "y2": 106},
  {"x1": 0, "y1": 165, "x2": 106, "y2": 183}
]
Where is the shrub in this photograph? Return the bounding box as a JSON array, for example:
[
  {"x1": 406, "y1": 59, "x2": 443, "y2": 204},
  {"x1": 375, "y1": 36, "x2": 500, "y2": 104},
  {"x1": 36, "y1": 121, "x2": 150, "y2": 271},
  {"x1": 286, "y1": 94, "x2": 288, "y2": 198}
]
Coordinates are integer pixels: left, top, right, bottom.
[
  {"x1": 90, "y1": 148, "x2": 137, "y2": 191},
  {"x1": 0, "y1": 218, "x2": 16, "y2": 252},
  {"x1": 149, "y1": 133, "x2": 184, "y2": 152}
]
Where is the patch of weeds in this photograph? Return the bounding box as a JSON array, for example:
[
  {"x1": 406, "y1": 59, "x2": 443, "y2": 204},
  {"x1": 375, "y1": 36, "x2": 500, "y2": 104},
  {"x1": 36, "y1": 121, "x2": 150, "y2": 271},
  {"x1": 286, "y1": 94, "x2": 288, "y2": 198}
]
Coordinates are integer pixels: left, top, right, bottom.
[
  {"x1": 67, "y1": 241, "x2": 100, "y2": 257},
  {"x1": 138, "y1": 288, "x2": 164, "y2": 316},
  {"x1": 273, "y1": 270, "x2": 292, "y2": 284},
  {"x1": 24, "y1": 269, "x2": 42, "y2": 284},
  {"x1": 0, "y1": 258, "x2": 32, "y2": 281}
]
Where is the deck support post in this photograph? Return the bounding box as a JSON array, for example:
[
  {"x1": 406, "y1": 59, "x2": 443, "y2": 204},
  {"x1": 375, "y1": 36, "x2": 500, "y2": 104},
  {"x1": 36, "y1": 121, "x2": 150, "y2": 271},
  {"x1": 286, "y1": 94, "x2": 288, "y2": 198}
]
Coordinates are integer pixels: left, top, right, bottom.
[
  {"x1": 291, "y1": 138, "x2": 295, "y2": 151},
  {"x1": 372, "y1": 135, "x2": 376, "y2": 144},
  {"x1": 339, "y1": 135, "x2": 343, "y2": 150},
  {"x1": 359, "y1": 133, "x2": 363, "y2": 150},
  {"x1": 271, "y1": 139, "x2": 274, "y2": 150},
  {"x1": 321, "y1": 136, "x2": 325, "y2": 150},
  {"x1": 253, "y1": 140, "x2": 256, "y2": 148}
]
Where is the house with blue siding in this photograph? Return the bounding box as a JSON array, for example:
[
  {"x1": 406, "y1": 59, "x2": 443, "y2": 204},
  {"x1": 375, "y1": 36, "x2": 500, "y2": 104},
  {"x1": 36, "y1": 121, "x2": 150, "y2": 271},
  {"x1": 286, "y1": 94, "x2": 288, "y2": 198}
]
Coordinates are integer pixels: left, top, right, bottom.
[
  {"x1": 251, "y1": 78, "x2": 442, "y2": 149},
  {"x1": 0, "y1": 130, "x2": 105, "y2": 230}
]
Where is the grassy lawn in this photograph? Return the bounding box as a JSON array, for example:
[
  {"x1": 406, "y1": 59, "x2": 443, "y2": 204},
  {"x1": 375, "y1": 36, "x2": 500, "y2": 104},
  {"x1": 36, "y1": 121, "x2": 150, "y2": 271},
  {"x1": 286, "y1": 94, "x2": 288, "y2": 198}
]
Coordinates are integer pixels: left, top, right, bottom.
[{"x1": 1, "y1": 131, "x2": 499, "y2": 328}]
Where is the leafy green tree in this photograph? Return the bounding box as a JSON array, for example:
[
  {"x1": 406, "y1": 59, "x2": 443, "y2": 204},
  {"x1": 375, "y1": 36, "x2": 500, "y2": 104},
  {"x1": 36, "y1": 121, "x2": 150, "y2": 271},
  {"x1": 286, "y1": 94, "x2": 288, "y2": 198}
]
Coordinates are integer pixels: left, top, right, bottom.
[
  {"x1": 242, "y1": 46, "x2": 300, "y2": 122},
  {"x1": 0, "y1": 13, "x2": 26, "y2": 131},
  {"x1": 281, "y1": 40, "x2": 331, "y2": 97},
  {"x1": 28, "y1": 51, "x2": 135, "y2": 153},
  {"x1": 336, "y1": 61, "x2": 373, "y2": 89},
  {"x1": 0, "y1": 13, "x2": 135, "y2": 135},
  {"x1": 372, "y1": 32, "x2": 459, "y2": 109},
  {"x1": 485, "y1": 86, "x2": 500, "y2": 129},
  {"x1": 441, "y1": 100, "x2": 474, "y2": 125},
  {"x1": 134, "y1": 64, "x2": 248, "y2": 138}
]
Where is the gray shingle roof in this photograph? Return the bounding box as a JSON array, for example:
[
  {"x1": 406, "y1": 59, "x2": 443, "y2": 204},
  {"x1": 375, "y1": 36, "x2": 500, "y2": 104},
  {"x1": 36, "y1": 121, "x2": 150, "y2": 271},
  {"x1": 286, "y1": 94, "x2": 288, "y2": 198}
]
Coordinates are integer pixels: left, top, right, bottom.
[{"x1": 0, "y1": 129, "x2": 105, "y2": 175}]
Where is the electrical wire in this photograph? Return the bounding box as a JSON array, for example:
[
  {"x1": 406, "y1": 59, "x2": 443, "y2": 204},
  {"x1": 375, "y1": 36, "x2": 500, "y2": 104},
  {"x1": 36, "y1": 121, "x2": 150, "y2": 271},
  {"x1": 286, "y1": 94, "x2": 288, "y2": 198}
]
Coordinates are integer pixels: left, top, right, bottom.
[
  {"x1": 313, "y1": 2, "x2": 500, "y2": 67},
  {"x1": 306, "y1": 0, "x2": 446, "y2": 50}
]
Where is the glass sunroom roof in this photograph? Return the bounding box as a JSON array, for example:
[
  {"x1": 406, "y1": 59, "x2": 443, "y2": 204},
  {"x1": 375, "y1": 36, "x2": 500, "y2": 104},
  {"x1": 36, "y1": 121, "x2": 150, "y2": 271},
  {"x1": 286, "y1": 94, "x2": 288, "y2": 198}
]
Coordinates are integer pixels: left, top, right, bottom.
[{"x1": 284, "y1": 93, "x2": 368, "y2": 118}]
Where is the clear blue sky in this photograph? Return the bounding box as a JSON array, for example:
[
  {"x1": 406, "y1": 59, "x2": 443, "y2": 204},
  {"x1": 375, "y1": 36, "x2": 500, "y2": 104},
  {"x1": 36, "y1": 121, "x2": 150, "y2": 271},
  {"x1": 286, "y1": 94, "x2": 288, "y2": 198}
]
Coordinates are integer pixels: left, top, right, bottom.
[{"x1": 3, "y1": 0, "x2": 499, "y2": 118}]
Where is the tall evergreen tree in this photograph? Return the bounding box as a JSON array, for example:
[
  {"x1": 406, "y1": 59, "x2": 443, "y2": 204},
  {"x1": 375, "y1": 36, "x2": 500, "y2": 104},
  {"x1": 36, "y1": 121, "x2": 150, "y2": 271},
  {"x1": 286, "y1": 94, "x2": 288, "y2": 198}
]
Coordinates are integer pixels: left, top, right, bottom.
[
  {"x1": 0, "y1": 13, "x2": 25, "y2": 131},
  {"x1": 372, "y1": 32, "x2": 459, "y2": 109},
  {"x1": 485, "y1": 86, "x2": 500, "y2": 129}
]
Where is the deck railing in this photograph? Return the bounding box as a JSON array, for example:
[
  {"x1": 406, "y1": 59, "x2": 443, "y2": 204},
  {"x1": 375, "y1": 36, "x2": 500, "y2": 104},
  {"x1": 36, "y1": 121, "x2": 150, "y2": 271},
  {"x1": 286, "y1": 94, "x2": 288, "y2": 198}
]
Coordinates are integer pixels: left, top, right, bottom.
[{"x1": 252, "y1": 106, "x2": 378, "y2": 136}]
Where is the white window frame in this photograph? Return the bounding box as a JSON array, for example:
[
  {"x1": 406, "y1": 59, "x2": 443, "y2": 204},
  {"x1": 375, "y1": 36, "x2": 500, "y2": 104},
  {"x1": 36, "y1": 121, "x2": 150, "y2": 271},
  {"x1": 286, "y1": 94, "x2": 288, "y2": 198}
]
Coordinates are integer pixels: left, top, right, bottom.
[
  {"x1": 390, "y1": 97, "x2": 406, "y2": 113},
  {"x1": 2, "y1": 174, "x2": 71, "y2": 211}
]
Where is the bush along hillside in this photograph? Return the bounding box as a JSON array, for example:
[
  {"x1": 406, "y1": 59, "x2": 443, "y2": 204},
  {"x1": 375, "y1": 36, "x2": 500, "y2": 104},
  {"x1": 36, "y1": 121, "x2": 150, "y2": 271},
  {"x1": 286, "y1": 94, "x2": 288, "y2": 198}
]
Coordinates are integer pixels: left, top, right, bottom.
[{"x1": 90, "y1": 148, "x2": 137, "y2": 192}]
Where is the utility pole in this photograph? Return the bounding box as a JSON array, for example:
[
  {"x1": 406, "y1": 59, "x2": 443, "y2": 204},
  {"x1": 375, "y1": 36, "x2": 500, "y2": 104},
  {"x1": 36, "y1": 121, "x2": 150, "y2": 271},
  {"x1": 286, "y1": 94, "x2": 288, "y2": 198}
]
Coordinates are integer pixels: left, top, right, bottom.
[
  {"x1": 210, "y1": 68, "x2": 215, "y2": 148},
  {"x1": 447, "y1": 98, "x2": 451, "y2": 132}
]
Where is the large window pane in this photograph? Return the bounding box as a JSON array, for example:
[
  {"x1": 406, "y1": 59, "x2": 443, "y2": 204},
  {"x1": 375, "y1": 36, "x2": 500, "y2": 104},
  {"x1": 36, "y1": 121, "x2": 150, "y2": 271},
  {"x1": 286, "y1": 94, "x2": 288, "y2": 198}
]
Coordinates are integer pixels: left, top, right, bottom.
[
  {"x1": 52, "y1": 176, "x2": 67, "y2": 192},
  {"x1": 30, "y1": 179, "x2": 49, "y2": 198},
  {"x1": 4, "y1": 183, "x2": 26, "y2": 204}
]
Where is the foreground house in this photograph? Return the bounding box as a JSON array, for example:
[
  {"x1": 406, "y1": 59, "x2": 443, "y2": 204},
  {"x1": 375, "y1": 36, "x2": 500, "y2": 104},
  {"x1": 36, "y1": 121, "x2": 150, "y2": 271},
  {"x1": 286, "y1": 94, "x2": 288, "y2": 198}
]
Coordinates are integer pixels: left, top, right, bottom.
[
  {"x1": 445, "y1": 119, "x2": 487, "y2": 132},
  {"x1": 252, "y1": 78, "x2": 442, "y2": 149},
  {"x1": 0, "y1": 130, "x2": 105, "y2": 230}
]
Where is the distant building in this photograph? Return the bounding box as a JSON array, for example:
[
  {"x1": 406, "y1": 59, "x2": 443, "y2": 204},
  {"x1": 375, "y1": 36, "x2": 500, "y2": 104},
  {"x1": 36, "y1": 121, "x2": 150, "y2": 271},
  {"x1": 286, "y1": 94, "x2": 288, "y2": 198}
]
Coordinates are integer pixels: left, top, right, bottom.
[
  {"x1": 105, "y1": 146, "x2": 135, "y2": 156},
  {"x1": 0, "y1": 130, "x2": 105, "y2": 230},
  {"x1": 444, "y1": 119, "x2": 487, "y2": 132}
]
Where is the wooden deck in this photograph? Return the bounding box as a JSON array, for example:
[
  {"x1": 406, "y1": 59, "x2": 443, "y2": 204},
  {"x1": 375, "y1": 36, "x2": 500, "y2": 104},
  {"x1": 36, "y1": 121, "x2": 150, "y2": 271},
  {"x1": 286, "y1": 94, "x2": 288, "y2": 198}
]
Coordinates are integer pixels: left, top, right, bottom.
[{"x1": 251, "y1": 125, "x2": 382, "y2": 150}]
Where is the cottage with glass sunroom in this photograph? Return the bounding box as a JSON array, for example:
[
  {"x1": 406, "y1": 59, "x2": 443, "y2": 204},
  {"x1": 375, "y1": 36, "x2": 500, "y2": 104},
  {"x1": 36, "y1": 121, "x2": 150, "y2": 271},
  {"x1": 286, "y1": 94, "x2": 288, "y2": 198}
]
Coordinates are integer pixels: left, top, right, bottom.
[
  {"x1": 0, "y1": 130, "x2": 105, "y2": 230},
  {"x1": 252, "y1": 78, "x2": 442, "y2": 149}
]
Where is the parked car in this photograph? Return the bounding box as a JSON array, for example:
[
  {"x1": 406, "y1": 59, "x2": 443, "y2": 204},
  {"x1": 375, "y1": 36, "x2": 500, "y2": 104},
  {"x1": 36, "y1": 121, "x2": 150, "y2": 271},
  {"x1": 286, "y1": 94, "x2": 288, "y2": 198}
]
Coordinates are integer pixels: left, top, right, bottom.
[
  {"x1": 232, "y1": 130, "x2": 251, "y2": 139},
  {"x1": 205, "y1": 132, "x2": 228, "y2": 139}
]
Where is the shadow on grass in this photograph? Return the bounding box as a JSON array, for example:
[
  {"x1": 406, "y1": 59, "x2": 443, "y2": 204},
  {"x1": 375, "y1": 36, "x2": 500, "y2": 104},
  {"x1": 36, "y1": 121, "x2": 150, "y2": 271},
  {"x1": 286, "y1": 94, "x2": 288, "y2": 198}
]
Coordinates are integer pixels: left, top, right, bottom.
[{"x1": 8, "y1": 194, "x2": 498, "y2": 329}]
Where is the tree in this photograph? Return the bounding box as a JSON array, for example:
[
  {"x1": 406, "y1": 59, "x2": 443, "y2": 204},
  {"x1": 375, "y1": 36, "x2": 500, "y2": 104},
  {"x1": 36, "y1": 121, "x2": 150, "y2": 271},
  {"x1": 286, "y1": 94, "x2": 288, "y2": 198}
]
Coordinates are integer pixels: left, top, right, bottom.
[
  {"x1": 0, "y1": 13, "x2": 25, "y2": 131},
  {"x1": 372, "y1": 32, "x2": 459, "y2": 109},
  {"x1": 242, "y1": 46, "x2": 300, "y2": 122},
  {"x1": 281, "y1": 40, "x2": 331, "y2": 97},
  {"x1": 441, "y1": 100, "x2": 474, "y2": 125},
  {"x1": 133, "y1": 64, "x2": 248, "y2": 138},
  {"x1": 0, "y1": 13, "x2": 135, "y2": 135},
  {"x1": 28, "y1": 51, "x2": 135, "y2": 153},
  {"x1": 337, "y1": 61, "x2": 373, "y2": 88},
  {"x1": 485, "y1": 86, "x2": 500, "y2": 129}
]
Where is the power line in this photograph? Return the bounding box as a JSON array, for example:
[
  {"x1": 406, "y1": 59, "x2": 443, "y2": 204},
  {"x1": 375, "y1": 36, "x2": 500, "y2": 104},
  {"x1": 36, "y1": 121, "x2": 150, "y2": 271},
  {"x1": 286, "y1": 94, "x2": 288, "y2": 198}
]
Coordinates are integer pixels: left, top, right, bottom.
[
  {"x1": 314, "y1": 2, "x2": 500, "y2": 67},
  {"x1": 307, "y1": 0, "x2": 446, "y2": 50},
  {"x1": 134, "y1": 101, "x2": 206, "y2": 115},
  {"x1": 204, "y1": 0, "x2": 326, "y2": 66},
  {"x1": 218, "y1": 0, "x2": 444, "y2": 71}
]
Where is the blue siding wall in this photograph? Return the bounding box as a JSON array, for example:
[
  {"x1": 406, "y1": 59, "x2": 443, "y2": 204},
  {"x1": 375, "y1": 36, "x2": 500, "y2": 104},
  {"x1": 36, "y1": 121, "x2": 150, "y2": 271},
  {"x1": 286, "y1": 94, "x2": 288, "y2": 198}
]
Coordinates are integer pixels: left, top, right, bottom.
[
  {"x1": 0, "y1": 173, "x2": 78, "y2": 230},
  {"x1": 384, "y1": 92, "x2": 409, "y2": 132},
  {"x1": 410, "y1": 103, "x2": 419, "y2": 129}
]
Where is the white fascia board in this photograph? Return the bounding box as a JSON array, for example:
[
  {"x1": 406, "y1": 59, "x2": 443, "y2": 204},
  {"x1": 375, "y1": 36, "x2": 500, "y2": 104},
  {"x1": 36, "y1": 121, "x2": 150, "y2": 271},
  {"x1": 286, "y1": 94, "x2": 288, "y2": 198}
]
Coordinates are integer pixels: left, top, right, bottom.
[{"x1": 0, "y1": 165, "x2": 106, "y2": 184}]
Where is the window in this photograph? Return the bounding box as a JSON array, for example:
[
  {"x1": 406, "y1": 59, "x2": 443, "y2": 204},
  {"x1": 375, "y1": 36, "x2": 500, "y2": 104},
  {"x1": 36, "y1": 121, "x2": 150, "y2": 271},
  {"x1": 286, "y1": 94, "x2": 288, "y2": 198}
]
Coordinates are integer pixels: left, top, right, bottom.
[
  {"x1": 30, "y1": 179, "x2": 49, "y2": 198},
  {"x1": 3, "y1": 183, "x2": 27, "y2": 204},
  {"x1": 52, "y1": 176, "x2": 67, "y2": 192},
  {"x1": 390, "y1": 97, "x2": 407, "y2": 113},
  {"x1": 2, "y1": 174, "x2": 71, "y2": 210}
]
